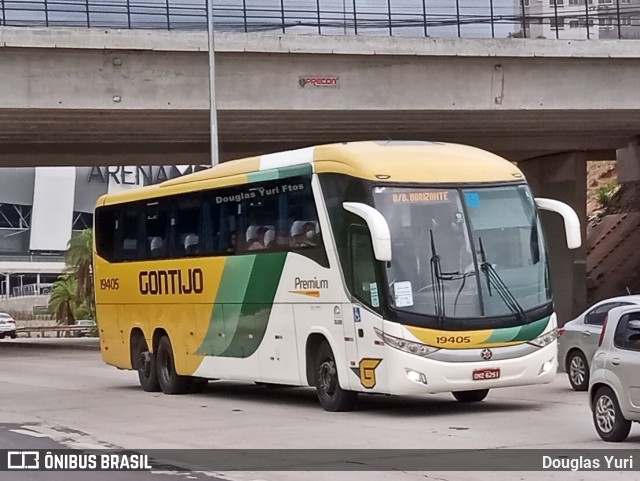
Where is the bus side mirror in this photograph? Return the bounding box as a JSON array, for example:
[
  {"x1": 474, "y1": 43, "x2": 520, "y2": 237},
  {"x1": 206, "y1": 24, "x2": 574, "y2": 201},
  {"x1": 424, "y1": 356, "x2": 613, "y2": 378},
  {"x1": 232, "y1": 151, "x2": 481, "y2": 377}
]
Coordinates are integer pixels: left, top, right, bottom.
[
  {"x1": 535, "y1": 198, "x2": 581, "y2": 250},
  {"x1": 343, "y1": 202, "x2": 392, "y2": 262}
]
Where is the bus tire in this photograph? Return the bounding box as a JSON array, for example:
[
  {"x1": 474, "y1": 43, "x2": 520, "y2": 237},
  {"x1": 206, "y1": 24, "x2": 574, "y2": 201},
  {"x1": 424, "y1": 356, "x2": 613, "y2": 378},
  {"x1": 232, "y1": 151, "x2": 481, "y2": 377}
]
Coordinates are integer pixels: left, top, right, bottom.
[
  {"x1": 156, "y1": 336, "x2": 191, "y2": 395},
  {"x1": 452, "y1": 389, "x2": 489, "y2": 403},
  {"x1": 314, "y1": 341, "x2": 357, "y2": 412},
  {"x1": 136, "y1": 339, "x2": 160, "y2": 393}
]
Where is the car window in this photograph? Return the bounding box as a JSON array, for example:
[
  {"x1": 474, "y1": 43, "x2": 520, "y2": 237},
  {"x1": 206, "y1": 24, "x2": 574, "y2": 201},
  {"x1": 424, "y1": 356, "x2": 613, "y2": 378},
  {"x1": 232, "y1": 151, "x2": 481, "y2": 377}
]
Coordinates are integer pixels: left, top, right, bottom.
[
  {"x1": 0, "y1": 313, "x2": 10, "y2": 318},
  {"x1": 613, "y1": 313, "x2": 640, "y2": 352},
  {"x1": 585, "y1": 302, "x2": 622, "y2": 326}
]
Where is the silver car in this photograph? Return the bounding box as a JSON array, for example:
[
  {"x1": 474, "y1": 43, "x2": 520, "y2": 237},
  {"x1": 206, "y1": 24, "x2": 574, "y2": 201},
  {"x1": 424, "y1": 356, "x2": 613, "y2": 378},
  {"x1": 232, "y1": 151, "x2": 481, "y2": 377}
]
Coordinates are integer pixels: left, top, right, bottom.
[
  {"x1": 589, "y1": 305, "x2": 640, "y2": 442},
  {"x1": 0, "y1": 312, "x2": 17, "y2": 339},
  {"x1": 558, "y1": 295, "x2": 640, "y2": 391}
]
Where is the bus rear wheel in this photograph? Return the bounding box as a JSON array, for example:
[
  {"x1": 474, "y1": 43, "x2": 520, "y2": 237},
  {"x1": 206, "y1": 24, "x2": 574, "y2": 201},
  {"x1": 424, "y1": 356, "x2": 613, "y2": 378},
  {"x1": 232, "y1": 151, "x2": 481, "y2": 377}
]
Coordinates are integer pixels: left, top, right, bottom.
[
  {"x1": 136, "y1": 339, "x2": 160, "y2": 392},
  {"x1": 314, "y1": 342, "x2": 357, "y2": 412},
  {"x1": 156, "y1": 336, "x2": 191, "y2": 395},
  {"x1": 452, "y1": 389, "x2": 489, "y2": 403}
]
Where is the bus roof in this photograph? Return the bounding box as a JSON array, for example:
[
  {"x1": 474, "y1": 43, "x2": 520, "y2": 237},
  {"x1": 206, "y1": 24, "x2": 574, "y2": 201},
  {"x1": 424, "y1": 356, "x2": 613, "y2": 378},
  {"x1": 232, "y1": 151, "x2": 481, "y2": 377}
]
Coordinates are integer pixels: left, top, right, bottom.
[{"x1": 99, "y1": 141, "x2": 525, "y2": 206}]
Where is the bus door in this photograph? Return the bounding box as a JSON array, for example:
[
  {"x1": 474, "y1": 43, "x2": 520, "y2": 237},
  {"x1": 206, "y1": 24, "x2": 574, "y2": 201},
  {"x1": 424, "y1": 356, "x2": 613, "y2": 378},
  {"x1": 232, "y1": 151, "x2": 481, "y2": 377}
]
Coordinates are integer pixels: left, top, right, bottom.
[{"x1": 342, "y1": 226, "x2": 387, "y2": 393}]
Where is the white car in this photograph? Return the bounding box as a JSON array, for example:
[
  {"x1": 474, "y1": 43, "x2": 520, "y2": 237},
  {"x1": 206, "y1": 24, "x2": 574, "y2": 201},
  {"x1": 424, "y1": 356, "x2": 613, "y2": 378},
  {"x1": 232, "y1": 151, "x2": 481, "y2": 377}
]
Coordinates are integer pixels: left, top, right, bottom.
[
  {"x1": 558, "y1": 295, "x2": 640, "y2": 391},
  {"x1": 0, "y1": 312, "x2": 17, "y2": 339},
  {"x1": 589, "y1": 305, "x2": 640, "y2": 442}
]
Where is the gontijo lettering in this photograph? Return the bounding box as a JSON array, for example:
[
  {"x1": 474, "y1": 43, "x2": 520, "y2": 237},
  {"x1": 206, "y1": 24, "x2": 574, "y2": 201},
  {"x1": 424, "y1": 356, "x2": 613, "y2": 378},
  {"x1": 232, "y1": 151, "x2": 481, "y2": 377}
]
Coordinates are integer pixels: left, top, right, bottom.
[{"x1": 139, "y1": 269, "x2": 204, "y2": 295}]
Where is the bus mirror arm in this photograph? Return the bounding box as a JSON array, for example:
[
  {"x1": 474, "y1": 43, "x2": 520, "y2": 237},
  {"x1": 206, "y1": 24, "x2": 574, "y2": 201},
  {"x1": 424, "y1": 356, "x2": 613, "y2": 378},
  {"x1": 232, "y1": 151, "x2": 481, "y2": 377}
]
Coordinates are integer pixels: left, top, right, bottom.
[
  {"x1": 535, "y1": 198, "x2": 582, "y2": 250},
  {"x1": 343, "y1": 202, "x2": 392, "y2": 262}
]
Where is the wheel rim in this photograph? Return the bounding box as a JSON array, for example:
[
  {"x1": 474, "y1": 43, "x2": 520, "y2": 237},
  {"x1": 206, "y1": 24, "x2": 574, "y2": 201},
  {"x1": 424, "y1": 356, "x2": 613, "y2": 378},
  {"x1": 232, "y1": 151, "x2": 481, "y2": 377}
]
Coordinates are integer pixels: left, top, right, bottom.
[
  {"x1": 139, "y1": 351, "x2": 151, "y2": 380},
  {"x1": 569, "y1": 356, "x2": 586, "y2": 386},
  {"x1": 157, "y1": 347, "x2": 173, "y2": 386},
  {"x1": 318, "y1": 358, "x2": 337, "y2": 397},
  {"x1": 595, "y1": 394, "x2": 616, "y2": 433}
]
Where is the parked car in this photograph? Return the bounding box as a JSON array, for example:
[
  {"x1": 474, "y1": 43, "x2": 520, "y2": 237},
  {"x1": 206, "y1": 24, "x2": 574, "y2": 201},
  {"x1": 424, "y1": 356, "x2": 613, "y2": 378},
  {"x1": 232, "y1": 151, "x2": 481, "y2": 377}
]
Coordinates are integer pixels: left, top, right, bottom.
[
  {"x1": 558, "y1": 295, "x2": 640, "y2": 391},
  {"x1": 75, "y1": 319, "x2": 97, "y2": 337},
  {"x1": 0, "y1": 312, "x2": 17, "y2": 339},
  {"x1": 589, "y1": 305, "x2": 640, "y2": 442}
]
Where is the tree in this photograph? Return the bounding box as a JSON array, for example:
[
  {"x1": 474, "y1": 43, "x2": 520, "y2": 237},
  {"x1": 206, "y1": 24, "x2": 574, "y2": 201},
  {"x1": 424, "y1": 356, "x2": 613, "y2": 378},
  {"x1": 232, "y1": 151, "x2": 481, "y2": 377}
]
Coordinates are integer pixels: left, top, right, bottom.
[
  {"x1": 65, "y1": 228, "x2": 94, "y2": 318},
  {"x1": 49, "y1": 275, "x2": 78, "y2": 325}
]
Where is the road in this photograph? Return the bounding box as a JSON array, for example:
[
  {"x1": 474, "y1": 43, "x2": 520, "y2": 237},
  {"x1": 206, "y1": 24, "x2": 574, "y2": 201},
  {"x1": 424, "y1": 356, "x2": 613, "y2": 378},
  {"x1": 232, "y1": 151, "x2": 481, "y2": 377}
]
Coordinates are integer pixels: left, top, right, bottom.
[{"x1": 0, "y1": 339, "x2": 638, "y2": 481}]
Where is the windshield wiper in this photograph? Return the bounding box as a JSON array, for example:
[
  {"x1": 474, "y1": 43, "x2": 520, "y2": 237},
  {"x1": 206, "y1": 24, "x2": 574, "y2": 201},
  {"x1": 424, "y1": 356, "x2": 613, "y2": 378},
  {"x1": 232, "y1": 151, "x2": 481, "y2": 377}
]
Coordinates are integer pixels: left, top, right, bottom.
[
  {"x1": 478, "y1": 237, "x2": 526, "y2": 321},
  {"x1": 429, "y1": 230, "x2": 445, "y2": 322}
]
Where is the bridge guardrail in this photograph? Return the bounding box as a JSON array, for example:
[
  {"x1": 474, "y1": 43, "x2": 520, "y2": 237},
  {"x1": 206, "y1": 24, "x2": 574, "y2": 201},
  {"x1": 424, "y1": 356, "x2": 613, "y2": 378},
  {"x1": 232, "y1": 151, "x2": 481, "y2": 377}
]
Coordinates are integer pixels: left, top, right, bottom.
[{"x1": 0, "y1": 1, "x2": 638, "y2": 40}]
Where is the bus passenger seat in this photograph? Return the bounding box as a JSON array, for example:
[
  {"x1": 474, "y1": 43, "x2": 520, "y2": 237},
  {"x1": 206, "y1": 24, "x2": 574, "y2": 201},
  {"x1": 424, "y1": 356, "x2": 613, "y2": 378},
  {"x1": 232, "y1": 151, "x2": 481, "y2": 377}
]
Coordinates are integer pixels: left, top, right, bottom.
[
  {"x1": 184, "y1": 234, "x2": 199, "y2": 256},
  {"x1": 264, "y1": 229, "x2": 275, "y2": 249},
  {"x1": 149, "y1": 236, "x2": 166, "y2": 258}
]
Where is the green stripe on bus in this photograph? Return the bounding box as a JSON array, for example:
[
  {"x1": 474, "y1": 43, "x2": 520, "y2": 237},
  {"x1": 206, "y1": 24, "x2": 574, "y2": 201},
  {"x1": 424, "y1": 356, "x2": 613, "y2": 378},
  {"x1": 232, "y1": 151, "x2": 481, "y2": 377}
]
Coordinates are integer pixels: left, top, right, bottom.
[
  {"x1": 484, "y1": 316, "x2": 549, "y2": 344},
  {"x1": 219, "y1": 253, "x2": 287, "y2": 358},
  {"x1": 196, "y1": 256, "x2": 256, "y2": 356}
]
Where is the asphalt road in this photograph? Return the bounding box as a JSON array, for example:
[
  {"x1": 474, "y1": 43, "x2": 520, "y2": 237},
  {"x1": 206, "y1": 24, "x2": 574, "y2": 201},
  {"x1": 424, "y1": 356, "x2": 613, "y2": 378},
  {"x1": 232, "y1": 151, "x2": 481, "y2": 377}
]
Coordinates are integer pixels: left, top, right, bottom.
[{"x1": 0, "y1": 339, "x2": 638, "y2": 481}]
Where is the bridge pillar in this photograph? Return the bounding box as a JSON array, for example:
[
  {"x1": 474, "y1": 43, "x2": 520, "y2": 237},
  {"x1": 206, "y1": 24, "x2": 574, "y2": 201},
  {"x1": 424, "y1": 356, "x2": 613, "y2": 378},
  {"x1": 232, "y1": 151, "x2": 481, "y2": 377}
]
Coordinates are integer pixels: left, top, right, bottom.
[
  {"x1": 518, "y1": 152, "x2": 587, "y2": 325},
  {"x1": 616, "y1": 136, "x2": 640, "y2": 183}
]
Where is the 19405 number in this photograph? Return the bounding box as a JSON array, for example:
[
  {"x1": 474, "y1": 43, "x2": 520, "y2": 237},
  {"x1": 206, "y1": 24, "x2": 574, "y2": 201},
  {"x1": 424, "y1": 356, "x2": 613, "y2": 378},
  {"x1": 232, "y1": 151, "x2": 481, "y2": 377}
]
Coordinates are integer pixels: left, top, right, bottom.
[
  {"x1": 436, "y1": 336, "x2": 472, "y2": 344},
  {"x1": 100, "y1": 278, "x2": 120, "y2": 290}
]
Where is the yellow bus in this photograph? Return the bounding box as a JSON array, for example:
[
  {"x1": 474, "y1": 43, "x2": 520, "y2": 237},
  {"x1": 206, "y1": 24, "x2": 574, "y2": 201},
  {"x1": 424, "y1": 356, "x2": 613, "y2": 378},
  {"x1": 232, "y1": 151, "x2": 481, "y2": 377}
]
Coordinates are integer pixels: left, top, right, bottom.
[{"x1": 93, "y1": 141, "x2": 581, "y2": 411}]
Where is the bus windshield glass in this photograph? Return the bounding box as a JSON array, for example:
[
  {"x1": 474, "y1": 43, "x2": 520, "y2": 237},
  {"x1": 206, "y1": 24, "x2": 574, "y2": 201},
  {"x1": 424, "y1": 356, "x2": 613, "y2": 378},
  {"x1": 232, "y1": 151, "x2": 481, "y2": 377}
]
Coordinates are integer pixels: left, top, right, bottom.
[{"x1": 372, "y1": 184, "x2": 550, "y2": 320}]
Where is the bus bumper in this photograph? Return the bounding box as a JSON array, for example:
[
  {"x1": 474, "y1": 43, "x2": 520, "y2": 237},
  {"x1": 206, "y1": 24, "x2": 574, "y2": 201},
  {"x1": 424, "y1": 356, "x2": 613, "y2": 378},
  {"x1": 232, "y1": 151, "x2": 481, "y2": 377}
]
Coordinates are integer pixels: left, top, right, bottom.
[{"x1": 384, "y1": 341, "x2": 558, "y2": 395}]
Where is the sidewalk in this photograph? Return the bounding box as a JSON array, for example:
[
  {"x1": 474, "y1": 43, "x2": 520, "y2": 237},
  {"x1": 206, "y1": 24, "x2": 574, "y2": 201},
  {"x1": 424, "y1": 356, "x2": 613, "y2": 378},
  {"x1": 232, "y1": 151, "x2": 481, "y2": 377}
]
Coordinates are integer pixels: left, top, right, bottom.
[{"x1": 0, "y1": 337, "x2": 100, "y2": 351}]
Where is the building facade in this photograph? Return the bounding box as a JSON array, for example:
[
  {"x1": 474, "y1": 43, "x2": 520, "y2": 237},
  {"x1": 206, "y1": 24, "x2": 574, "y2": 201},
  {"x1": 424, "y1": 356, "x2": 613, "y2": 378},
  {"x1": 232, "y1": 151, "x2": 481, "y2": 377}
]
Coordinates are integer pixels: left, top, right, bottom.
[{"x1": 0, "y1": 165, "x2": 208, "y2": 298}]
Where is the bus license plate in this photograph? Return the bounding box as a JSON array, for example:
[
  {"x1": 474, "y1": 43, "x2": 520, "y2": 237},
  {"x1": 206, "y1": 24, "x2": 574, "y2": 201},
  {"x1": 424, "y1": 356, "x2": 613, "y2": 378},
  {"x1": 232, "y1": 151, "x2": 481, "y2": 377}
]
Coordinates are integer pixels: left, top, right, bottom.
[{"x1": 473, "y1": 368, "x2": 500, "y2": 381}]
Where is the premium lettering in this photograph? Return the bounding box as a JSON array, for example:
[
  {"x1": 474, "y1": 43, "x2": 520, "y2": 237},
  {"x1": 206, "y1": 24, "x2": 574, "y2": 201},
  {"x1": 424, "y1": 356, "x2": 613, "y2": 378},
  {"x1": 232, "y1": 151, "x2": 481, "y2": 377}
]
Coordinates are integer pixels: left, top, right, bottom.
[
  {"x1": 139, "y1": 269, "x2": 204, "y2": 295},
  {"x1": 294, "y1": 277, "x2": 328, "y2": 290}
]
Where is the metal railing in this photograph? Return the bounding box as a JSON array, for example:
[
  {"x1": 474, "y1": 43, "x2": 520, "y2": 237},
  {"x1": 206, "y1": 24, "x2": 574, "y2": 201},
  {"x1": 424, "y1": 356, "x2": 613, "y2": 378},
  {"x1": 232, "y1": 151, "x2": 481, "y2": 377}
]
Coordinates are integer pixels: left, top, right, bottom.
[{"x1": 0, "y1": 1, "x2": 639, "y2": 39}]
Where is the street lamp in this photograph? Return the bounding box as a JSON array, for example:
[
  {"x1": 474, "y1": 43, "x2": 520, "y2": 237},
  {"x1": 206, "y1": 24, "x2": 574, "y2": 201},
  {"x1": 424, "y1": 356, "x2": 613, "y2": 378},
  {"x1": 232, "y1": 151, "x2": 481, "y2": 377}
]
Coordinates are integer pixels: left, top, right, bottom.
[{"x1": 206, "y1": 0, "x2": 220, "y2": 167}]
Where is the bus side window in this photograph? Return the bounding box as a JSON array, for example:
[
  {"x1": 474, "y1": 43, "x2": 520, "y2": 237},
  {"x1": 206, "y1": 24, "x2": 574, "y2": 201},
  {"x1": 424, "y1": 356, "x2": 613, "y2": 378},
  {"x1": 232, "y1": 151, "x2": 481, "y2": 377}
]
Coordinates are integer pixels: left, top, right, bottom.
[
  {"x1": 144, "y1": 201, "x2": 169, "y2": 259},
  {"x1": 349, "y1": 227, "x2": 381, "y2": 311},
  {"x1": 173, "y1": 194, "x2": 202, "y2": 257},
  {"x1": 118, "y1": 208, "x2": 142, "y2": 261}
]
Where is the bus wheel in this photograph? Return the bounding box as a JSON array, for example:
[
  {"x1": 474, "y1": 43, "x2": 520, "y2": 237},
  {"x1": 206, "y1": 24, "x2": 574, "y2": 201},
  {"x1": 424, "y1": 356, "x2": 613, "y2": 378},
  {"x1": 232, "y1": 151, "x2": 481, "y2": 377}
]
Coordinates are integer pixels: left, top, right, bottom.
[
  {"x1": 314, "y1": 342, "x2": 357, "y2": 412},
  {"x1": 156, "y1": 336, "x2": 191, "y2": 395},
  {"x1": 137, "y1": 348, "x2": 160, "y2": 392},
  {"x1": 452, "y1": 389, "x2": 489, "y2": 403}
]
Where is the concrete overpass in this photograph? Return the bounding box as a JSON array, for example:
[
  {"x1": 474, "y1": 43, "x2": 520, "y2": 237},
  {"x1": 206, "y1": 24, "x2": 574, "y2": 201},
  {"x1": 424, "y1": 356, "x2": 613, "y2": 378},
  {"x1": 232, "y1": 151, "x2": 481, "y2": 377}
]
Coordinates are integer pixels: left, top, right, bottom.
[{"x1": 2, "y1": 27, "x2": 640, "y2": 167}]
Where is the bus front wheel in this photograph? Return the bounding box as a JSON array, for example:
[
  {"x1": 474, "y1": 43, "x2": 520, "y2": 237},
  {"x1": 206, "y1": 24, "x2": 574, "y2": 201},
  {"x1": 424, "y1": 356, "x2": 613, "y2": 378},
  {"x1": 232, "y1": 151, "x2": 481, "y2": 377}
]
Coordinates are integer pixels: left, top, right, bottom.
[
  {"x1": 314, "y1": 342, "x2": 357, "y2": 412},
  {"x1": 156, "y1": 336, "x2": 191, "y2": 395},
  {"x1": 452, "y1": 389, "x2": 489, "y2": 403}
]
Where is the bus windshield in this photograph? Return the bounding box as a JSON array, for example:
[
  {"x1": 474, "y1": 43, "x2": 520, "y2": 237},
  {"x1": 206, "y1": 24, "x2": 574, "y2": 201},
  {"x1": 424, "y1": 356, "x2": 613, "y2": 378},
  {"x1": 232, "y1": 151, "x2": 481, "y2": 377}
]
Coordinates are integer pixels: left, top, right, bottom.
[{"x1": 372, "y1": 184, "x2": 550, "y2": 320}]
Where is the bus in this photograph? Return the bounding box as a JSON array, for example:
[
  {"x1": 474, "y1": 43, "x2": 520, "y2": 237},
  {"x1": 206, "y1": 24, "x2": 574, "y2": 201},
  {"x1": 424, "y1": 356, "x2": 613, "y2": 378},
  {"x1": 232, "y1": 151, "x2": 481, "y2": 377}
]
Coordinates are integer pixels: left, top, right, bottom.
[{"x1": 93, "y1": 141, "x2": 581, "y2": 411}]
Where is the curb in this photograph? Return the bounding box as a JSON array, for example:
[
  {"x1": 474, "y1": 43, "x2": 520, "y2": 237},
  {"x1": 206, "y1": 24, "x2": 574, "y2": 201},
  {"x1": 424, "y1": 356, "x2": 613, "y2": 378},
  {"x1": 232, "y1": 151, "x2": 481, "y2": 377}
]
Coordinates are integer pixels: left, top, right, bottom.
[{"x1": 0, "y1": 339, "x2": 100, "y2": 351}]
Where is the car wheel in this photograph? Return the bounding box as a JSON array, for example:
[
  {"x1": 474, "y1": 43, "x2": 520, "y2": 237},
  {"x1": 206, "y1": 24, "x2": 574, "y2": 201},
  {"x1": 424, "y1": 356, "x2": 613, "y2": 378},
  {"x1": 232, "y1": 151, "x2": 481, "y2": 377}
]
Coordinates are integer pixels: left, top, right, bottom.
[
  {"x1": 567, "y1": 351, "x2": 589, "y2": 391},
  {"x1": 10, "y1": 332, "x2": 16, "y2": 339},
  {"x1": 0, "y1": 334, "x2": 5, "y2": 339},
  {"x1": 593, "y1": 386, "x2": 631, "y2": 442},
  {"x1": 136, "y1": 341, "x2": 161, "y2": 393},
  {"x1": 452, "y1": 389, "x2": 489, "y2": 403},
  {"x1": 156, "y1": 336, "x2": 191, "y2": 395},
  {"x1": 314, "y1": 341, "x2": 357, "y2": 412}
]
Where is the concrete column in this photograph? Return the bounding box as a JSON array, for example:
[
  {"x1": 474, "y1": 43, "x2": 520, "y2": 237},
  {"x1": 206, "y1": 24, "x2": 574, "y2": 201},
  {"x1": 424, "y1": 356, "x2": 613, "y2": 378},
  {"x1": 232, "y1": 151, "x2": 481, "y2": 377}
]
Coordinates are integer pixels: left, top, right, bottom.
[
  {"x1": 616, "y1": 136, "x2": 640, "y2": 183},
  {"x1": 518, "y1": 152, "x2": 587, "y2": 325}
]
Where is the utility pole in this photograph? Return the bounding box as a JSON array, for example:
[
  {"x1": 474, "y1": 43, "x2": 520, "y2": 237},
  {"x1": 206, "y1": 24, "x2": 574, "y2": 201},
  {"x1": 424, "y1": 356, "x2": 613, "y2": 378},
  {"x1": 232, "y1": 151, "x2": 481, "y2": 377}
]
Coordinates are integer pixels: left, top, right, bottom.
[{"x1": 206, "y1": 0, "x2": 220, "y2": 166}]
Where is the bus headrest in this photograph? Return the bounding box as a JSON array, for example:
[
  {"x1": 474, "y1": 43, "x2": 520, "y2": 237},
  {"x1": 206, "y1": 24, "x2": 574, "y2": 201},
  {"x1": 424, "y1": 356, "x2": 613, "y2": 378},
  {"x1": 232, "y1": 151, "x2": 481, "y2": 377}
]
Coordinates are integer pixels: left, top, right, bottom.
[
  {"x1": 291, "y1": 220, "x2": 318, "y2": 236},
  {"x1": 264, "y1": 229, "x2": 275, "y2": 246}
]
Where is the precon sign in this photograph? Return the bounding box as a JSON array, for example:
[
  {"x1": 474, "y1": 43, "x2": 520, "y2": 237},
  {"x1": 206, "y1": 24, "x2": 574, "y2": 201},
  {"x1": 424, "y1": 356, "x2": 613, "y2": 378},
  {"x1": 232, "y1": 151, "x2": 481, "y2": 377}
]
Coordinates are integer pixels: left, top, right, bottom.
[{"x1": 298, "y1": 76, "x2": 339, "y2": 88}]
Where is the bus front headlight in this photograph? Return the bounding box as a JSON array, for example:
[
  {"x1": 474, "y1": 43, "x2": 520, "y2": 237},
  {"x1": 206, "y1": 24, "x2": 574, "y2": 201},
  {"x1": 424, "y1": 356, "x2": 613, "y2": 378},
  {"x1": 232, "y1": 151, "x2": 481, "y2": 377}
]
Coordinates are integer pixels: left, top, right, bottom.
[
  {"x1": 375, "y1": 329, "x2": 439, "y2": 357},
  {"x1": 527, "y1": 328, "x2": 558, "y2": 348}
]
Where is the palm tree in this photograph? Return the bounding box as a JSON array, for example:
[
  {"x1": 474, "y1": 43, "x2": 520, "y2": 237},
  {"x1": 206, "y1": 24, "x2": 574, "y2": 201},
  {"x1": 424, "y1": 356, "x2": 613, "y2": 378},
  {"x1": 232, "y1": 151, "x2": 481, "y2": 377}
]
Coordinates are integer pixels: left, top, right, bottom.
[
  {"x1": 49, "y1": 275, "x2": 78, "y2": 325},
  {"x1": 65, "y1": 228, "x2": 94, "y2": 318}
]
